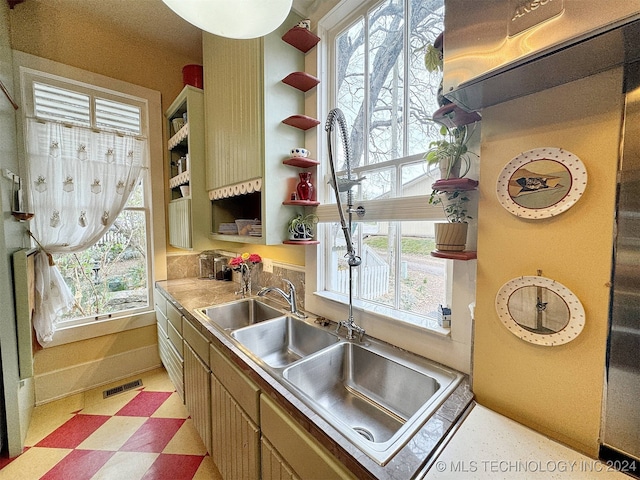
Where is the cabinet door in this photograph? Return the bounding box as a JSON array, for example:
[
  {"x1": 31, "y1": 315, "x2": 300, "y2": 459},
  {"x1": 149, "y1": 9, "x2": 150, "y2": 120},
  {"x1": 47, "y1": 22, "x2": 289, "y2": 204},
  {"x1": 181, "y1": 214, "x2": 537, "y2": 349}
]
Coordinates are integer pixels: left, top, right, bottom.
[
  {"x1": 203, "y1": 33, "x2": 264, "y2": 190},
  {"x1": 184, "y1": 343, "x2": 211, "y2": 453},
  {"x1": 168, "y1": 198, "x2": 192, "y2": 249},
  {"x1": 261, "y1": 436, "x2": 300, "y2": 480},
  {"x1": 211, "y1": 372, "x2": 260, "y2": 480},
  {"x1": 260, "y1": 395, "x2": 356, "y2": 480}
]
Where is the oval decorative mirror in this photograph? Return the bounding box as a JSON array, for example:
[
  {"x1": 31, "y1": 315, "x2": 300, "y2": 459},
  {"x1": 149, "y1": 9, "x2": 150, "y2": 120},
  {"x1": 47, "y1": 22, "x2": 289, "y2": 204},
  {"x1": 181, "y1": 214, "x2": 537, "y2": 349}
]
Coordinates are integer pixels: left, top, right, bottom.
[{"x1": 495, "y1": 275, "x2": 585, "y2": 346}]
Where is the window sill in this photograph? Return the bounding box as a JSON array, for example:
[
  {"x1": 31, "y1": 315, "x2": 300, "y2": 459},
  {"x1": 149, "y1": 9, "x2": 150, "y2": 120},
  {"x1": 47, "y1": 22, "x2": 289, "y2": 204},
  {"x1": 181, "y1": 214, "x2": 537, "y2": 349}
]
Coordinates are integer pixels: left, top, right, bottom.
[
  {"x1": 312, "y1": 290, "x2": 451, "y2": 338},
  {"x1": 44, "y1": 309, "x2": 156, "y2": 347}
]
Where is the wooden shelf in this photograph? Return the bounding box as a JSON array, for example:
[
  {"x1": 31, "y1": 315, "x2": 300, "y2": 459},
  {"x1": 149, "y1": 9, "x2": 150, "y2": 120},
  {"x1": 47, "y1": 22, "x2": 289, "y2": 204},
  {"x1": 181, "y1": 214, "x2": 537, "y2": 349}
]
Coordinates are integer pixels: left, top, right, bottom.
[
  {"x1": 282, "y1": 200, "x2": 320, "y2": 206},
  {"x1": 432, "y1": 178, "x2": 478, "y2": 192},
  {"x1": 282, "y1": 115, "x2": 320, "y2": 130},
  {"x1": 431, "y1": 250, "x2": 477, "y2": 260},
  {"x1": 283, "y1": 239, "x2": 320, "y2": 245},
  {"x1": 282, "y1": 72, "x2": 320, "y2": 92},
  {"x1": 433, "y1": 104, "x2": 481, "y2": 128},
  {"x1": 283, "y1": 157, "x2": 319, "y2": 168},
  {"x1": 282, "y1": 27, "x2": 320, "y2": 53}
]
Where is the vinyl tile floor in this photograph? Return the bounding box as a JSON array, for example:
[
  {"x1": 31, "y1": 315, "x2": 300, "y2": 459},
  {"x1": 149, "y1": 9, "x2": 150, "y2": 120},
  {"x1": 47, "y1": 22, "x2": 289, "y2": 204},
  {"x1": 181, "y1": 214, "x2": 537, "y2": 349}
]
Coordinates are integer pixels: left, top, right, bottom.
[{"x1": 0, "y1": 368, "x2": 223, "y2": 480}]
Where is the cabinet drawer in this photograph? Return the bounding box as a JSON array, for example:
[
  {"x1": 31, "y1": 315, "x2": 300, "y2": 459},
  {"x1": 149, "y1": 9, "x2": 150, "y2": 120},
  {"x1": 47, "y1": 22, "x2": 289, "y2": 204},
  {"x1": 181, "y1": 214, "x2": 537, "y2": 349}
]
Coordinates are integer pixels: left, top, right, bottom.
[
  {"x1": 168, "y1": 321, "x2": 183, "y2": 359},
  {"x1": 154, "y1": 288, "x2": 167, "y2": 316},
  {"x1": 167, "y1": 301, "x2": 183, "y2": 334},
  {"x1": 156, "y1": 308, "x2": 168, "y2": 338},
  {"x1": 182, "y1": 319, "x2": 209, "y2": 364},
  {"x1": 210, "y1": 344, "x2": 260, "y2": 424},
  {"x1": 260, "y1": 395, "x2": 356, "y2": 480}
]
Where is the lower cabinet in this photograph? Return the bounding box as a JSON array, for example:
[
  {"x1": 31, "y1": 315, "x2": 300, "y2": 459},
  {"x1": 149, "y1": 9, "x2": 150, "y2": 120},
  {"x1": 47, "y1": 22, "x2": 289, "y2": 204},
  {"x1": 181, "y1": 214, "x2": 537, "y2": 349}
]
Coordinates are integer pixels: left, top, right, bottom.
[
  {"x1": 211, "y1": 373, "x2": 260, "y2": 479},
  {"x1": 261, "y1": 436, "x2": 300, "y2": 480},
  {"x1": 260, "y1": 395, "x2": 357, "y2": 480},
  {"x1": 164, "y1": 301, "x2": 184, "y2": 401},
  {"x1": 184, "y1": 342, "x2": 211, "y2": 453}
]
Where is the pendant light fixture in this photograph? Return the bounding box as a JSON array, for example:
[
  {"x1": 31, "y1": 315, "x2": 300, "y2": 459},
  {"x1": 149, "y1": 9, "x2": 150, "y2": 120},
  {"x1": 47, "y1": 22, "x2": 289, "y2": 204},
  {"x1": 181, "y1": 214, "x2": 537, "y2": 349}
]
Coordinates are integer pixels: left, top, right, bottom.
[{"x1": 162, "y1": 0, "x2": 293, "y2": 39}]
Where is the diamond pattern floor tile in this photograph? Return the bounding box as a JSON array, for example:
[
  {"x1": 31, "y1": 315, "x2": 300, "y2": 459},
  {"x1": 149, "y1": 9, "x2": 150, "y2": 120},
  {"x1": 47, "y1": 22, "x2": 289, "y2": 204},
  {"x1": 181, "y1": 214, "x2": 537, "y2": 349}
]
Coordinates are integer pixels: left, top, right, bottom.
[
  {"x1": 115, "y1": 391, "x2": 173, "y2": 417},
  {"x1": 140, "y1": 453, "x2": 205, "y2": 480},
  {"x1": 119, "y1": 417, "x2": 186, "y2": 453},
  {"x1": 77, "y1": 416, "x2": 147, "y2": 451},
  {"x1": 39, "y1": 449, "x2": 115, "y2": 480},
  {"x1": 91, "y1": 451, "x2": 159, "y2": 480},
  {"x1": 1, "y1": 368, "x2": 220, "y2": 480},
  {"x1": 36, "y1": 414, "x2": 112, "y2": 449}
]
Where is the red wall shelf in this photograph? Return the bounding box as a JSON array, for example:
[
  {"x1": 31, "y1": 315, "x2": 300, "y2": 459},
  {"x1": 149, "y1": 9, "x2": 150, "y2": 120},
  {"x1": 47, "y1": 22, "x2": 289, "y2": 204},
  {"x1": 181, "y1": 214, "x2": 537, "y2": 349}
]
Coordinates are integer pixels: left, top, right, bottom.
[
  {"x1": 283, "y1": 157, "x2": 319, "y2": 168},
  {"x1": 282, "y1": 27, "x2": 321, "y2": 53},
  {"x1": 282, "y1": 115, "x2": 320, "y2": 130},
  {"x1": 282, "y1": 72, "x2": 320, "y2": 92},
  {"x1": 432, "y1": 178, "x2": 479, "y2": 192},
  {"x1": 282, "y1": 200, "x2": 320, "y2": 207},
  {"x1": 283, "y1": 239, "x2": 320, "y2": 245},
  {"x1": 430, "y1": 250, "x2": 477, "y2": 260}
]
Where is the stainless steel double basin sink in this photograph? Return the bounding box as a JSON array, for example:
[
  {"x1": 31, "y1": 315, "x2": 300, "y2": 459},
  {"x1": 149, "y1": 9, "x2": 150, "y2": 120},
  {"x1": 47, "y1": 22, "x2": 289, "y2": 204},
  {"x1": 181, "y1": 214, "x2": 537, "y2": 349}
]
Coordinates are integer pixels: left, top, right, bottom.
[{"x1": 197, "y1": 298, "x2": 462, "y2": 466}]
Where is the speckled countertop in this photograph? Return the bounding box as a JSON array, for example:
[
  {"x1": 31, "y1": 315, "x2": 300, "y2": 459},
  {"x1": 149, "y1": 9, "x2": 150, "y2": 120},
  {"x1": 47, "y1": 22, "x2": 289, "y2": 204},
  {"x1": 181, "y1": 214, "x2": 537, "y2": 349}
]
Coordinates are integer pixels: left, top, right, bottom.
[
  {"x1": 156, "y1": 277, "x2": 473, "y2": 480},
  {"x1": 420, "y1": 404, "x2": 630, "y2": 479}
]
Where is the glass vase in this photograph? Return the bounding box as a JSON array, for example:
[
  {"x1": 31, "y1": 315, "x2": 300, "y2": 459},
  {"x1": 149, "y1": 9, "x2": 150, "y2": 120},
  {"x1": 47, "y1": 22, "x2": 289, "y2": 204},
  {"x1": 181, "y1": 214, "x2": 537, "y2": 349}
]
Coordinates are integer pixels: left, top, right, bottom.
[{"x1": 296, "y1": 172, "x2": 314, "y2": 201}]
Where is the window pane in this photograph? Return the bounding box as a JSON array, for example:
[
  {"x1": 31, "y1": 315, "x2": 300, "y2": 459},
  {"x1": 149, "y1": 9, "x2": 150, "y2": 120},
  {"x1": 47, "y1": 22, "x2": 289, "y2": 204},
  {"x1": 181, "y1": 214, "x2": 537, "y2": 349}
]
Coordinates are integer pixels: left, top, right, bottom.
[
  {"x1": 126, "y1": 179, "x2": 144, "y2": 208},
  {"x1": 95, "y1": 97, "x2": 141, "y2": 135},
  {"x1": 54, "y1": 210, "x2": 149, "y2": 320},
  {"x1": 361, "y1": 166, "x2": 396, "y2": 200},
  {"x1": 401, "y1": 161, "x2": 438, "y2": 197},
  {"x1": 407, "y1": 0, "x2": 444, "y2": 156},
  {"x1": 33, "y1": 82, "x2": 91, "y2": 126},
  {"x1": 326, "y1": 222, "x2": 360, "y2": 296},
  {"x1": 324, "y1": 220, "x2": 446, "y2": 325},
  {"x1": 398, "y1": 221, "x2": 444, "y2": 318},
  {"x1": 336, "y1": 17, "x2": 365, "y2": 170},
  {"x1": 361, "y1": 222, "x2": 395, "y2": 307},
  {"x1": 368, "y1": 0, "x2": 405, "y2": 165}
]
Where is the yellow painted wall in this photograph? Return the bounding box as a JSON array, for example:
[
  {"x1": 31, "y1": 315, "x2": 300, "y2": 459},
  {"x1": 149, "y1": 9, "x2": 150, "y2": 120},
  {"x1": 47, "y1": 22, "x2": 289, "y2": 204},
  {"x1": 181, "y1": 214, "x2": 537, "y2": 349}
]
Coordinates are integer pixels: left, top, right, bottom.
[
  {"x1": 34, "y1": 325, "x2": 158, "y2": 375},
  {"x1": 7, "y1": 2, "x2": 200, "y2": 399},
  {"x1": 8, "y1": 2, "x2": 201, "y2": 113},
  {"x1": 474, "y1": 68, "x2": 623, "y2": 456}
]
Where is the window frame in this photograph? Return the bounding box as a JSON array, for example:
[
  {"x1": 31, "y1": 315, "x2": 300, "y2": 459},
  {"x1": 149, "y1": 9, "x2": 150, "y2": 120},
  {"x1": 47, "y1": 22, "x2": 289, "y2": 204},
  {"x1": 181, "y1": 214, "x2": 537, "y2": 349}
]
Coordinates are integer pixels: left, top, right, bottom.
[
  {"x1": 305, "y1": 0, "x2": 476, "y2": 374},
  {"x1": 13, "y1": 51, "x2": 165, "y2": 346},
  {"x1": 313, "y1": 0, "x2": 450, "y2": 330}
]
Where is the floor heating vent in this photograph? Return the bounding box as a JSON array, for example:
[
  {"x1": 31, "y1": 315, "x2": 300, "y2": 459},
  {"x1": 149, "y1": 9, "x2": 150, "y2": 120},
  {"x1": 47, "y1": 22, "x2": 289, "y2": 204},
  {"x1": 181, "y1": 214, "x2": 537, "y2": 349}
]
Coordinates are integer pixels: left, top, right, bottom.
[{"x1": 103, "y1": 379, "x2": 143, "y2": 399}]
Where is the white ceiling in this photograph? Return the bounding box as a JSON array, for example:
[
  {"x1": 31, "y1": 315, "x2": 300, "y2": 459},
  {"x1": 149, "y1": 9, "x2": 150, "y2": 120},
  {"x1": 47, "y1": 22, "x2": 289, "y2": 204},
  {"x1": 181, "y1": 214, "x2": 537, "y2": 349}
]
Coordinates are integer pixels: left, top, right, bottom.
[{"x1": 39, "y1": 0, "x2": 320, "y2": 60}]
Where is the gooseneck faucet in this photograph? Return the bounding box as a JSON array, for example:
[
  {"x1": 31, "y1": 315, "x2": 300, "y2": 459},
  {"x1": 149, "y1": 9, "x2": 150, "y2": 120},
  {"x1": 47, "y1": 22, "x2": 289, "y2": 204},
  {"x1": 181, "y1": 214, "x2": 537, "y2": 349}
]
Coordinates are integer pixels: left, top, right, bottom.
[
  {"x1": 325, "y1": 107, "x2": 365, "y2": 341},
  {"x1": 257, "y1": 279, "x2": 307, "y2": 319}
]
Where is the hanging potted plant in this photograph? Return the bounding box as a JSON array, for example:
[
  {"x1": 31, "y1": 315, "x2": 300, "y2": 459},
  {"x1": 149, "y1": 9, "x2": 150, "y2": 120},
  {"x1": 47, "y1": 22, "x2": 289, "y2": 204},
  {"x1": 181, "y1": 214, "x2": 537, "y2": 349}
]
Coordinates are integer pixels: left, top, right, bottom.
[
  {"x1": 430, "y1": 189, "x2": 472, "y2": 251},
  {"x1": 287, "y1": 213, "x2": 318, "y2": 241},
  {"x1": 424, "y1": 123, "x2": 476, "y2": 180},
  {"x1": 424, "y1": 32, "x2": 450, "y2": 108}
]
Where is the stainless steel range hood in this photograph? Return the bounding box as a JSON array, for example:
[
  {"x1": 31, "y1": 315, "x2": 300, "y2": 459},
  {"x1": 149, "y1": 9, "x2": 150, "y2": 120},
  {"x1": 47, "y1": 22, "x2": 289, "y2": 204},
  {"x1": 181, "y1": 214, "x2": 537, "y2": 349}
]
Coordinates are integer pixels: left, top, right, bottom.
[{"x1": 443, "y1": 0, "x2": 640, "y2": 111}]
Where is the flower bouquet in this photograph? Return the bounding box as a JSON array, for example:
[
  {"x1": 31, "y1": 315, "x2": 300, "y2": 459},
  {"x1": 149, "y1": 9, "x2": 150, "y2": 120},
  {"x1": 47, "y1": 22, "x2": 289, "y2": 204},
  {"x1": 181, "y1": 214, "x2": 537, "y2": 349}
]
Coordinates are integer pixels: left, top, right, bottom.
[{"x1": 229, "y1": 253, "x2": 262, "y2": 297}]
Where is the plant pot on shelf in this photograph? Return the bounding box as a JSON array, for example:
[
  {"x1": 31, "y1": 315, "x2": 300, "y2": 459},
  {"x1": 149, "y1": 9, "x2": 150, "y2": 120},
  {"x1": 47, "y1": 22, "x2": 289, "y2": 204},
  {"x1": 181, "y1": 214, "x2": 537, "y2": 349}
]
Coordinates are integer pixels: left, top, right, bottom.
[
  {"x1": 287, "y1": 213, "x2": 318, "y2": 241},
  {"x1": 434, "y1": 222, "x2": 468, "y2": 252}
]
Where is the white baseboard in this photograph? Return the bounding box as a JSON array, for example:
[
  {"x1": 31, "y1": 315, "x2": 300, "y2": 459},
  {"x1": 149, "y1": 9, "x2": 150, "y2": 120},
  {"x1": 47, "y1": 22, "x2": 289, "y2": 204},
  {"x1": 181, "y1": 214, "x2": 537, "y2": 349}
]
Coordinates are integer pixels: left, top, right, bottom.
[{"x1": 35, "y1": 344, "x2": 161, "y2": 405}]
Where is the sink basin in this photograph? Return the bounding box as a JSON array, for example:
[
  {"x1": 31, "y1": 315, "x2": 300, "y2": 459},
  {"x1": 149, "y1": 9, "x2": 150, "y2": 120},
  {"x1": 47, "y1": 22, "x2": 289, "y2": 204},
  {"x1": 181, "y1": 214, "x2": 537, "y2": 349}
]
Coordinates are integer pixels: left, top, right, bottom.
[
  {"x1": 198, "y1": 298, "x2": 283, "y2": 331},
  {"x1": 282, "y1": 342, "x2": 461, "y2": 465},
  {"x1": 231, "y1": 316, "x2": 339, "y2": 368}
]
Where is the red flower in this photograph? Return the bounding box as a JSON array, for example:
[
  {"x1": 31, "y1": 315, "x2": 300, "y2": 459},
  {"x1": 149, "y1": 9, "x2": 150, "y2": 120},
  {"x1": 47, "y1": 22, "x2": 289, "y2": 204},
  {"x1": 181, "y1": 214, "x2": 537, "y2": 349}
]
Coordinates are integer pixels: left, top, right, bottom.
[
  {"x1": 228, "y1": 253, "x2": 261, "y2": 268},
  {"x1": 229, "y1": 256, "x2": 243, "y2": 266}
]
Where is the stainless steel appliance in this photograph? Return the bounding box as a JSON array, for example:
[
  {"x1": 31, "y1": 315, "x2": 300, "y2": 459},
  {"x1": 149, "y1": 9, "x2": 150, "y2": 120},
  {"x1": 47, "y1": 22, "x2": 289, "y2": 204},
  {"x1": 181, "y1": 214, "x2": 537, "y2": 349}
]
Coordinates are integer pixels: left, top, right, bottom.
[
  {"x1": 601, "y1": 60, "x2": 640, "y2": 474},
  {"x1": 443, "y1": 0, "x2": 640, "y2": 111}
]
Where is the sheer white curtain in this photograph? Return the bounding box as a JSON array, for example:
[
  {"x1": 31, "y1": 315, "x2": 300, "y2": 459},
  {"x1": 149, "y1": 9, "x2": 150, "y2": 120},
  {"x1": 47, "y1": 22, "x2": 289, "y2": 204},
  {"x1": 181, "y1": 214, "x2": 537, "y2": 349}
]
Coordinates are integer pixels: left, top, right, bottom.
[{"x1": 26, "y1": 118, "x2": 147, "y2": 345}]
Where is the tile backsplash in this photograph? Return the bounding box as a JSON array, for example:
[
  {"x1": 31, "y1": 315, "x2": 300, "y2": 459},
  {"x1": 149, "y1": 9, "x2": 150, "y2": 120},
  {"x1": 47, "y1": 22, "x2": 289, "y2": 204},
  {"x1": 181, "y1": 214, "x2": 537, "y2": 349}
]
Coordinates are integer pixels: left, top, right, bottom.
[{"x1": 166, "y1": 254, "x2": 305, "y2": 309}]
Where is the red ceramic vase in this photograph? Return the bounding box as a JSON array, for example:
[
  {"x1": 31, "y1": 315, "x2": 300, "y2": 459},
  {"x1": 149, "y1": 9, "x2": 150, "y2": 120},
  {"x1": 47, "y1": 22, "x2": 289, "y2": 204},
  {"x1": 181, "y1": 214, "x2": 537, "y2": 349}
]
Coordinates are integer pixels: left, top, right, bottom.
[{"x1": 296, "y1": 172, "x2": 314, "y2": 201}]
